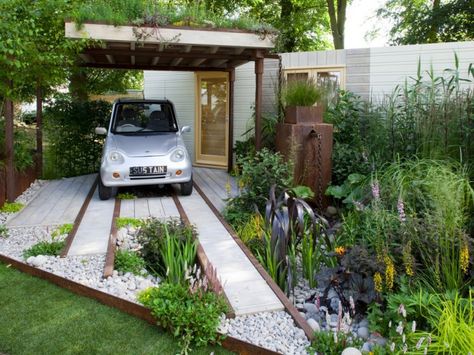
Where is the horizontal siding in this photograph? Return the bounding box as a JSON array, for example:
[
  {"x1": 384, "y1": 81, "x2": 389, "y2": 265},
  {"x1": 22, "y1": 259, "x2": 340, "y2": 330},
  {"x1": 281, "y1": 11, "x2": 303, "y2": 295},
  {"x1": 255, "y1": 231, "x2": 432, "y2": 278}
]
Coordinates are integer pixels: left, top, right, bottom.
[
  {"x1": 370, "y1": 41, "x2": 474, "y2": 101},
  {"x1": 346, "y1": 48, "x2": 370, "y2": 100},
  {"x1": 144, "y1": 71, "x2": 196, "y2": 160},
  {"x1": 281, "y1": 49, "x2": 346, "y2": 68}
]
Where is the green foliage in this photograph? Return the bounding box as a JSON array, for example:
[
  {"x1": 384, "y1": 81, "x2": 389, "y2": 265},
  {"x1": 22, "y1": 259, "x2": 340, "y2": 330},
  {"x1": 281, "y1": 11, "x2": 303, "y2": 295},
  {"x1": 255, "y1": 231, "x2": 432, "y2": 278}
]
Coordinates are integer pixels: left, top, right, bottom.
[
  {"x1": 309, "y1": 331, "x2": 362, "y2": 355},
  {"x1": 117, "y1": 192, "x2": 137, "y2": 200},
  {"x1": 234, "y1": 214, "x2": 265, "y2": 254},
  {"x1": 0, "y1": 120, "x2": 35, "y2": 172},
  {"x1": 114, "y1": 250, "x2": 146, "y2": 276},
  {"x1": 138, "y1": 283, "x2": 227, "y2": 352},
  {"x1": 325, "y1": 173, "x2": 367, "y2": 205},
  {"x1": 44, "y1": 95, "x2": 111, "y2": 178},
  {"x1": 301, "y1": 231, "x2": 318, "y2": 288},
  {"x1": 326, "y1": 64, "x2": 474, "y2": 185},
  {"x1": 23, "y1": 240, "x2": 65, "y2": 259},
  {"x1": 225, "y1": 148, "x2": 292, "y2": 219},
  {"x1": 0, "y1": 202, "x2": 24, "y2": 213},
  {"x1": 51, "y1": 224, "x2": 73, "y2": 239},
  {"x1": 290, "y1": 185, "x2": 315, "y2": 200},
  {"x1": 137, "y1": 218, "x2": 197, "y2": 283},
  {"x1": 115, "y1": 217, "x2": 145, "y2": 229},
  {"x1": 0, "y1": 225, "x2": 7, "y2": 238},
  {"x1": 72, "y1": 1, "x2": 275, "y2": 33},
  {"x1": 377, "y1": 0, "x2": 474, "y2": 45},
  {"x1": 281, "y1": 78, "x2": 322, "y2": 107},
  {"x1": 0, "y1": 0, "x2": 87, "y2": 101}
]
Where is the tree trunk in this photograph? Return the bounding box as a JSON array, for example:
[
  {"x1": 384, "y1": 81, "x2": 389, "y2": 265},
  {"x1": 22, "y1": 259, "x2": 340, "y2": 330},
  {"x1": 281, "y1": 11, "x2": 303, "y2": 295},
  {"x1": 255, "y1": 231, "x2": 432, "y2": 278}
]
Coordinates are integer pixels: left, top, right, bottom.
[
  {"x1": 280, "y1": 0, "x2": 297, "y2": 52},
  {"x1": 427, "y1": 0, "x2": 441, "y2": 43},
  {"x1": 327, "y1": 0, "x2": 347, "y2": 49},
  {"x1": 69, "y1": 67, "x2": 89, "y2": 102}
]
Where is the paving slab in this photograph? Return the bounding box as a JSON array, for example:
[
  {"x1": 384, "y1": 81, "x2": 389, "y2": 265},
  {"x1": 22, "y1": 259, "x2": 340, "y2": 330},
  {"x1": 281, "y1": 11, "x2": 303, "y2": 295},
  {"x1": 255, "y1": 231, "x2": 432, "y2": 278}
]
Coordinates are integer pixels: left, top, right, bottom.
[{"x1": 178, "y1": 190, "x2": 283, "y2": 316}]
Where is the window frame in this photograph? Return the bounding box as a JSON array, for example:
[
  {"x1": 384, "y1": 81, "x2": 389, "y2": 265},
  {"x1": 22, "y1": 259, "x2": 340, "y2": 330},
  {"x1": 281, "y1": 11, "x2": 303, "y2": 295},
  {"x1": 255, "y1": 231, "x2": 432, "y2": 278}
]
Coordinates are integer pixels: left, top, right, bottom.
[{"x1": 283, "y1": 65, "x2": 346, "y2": 90}]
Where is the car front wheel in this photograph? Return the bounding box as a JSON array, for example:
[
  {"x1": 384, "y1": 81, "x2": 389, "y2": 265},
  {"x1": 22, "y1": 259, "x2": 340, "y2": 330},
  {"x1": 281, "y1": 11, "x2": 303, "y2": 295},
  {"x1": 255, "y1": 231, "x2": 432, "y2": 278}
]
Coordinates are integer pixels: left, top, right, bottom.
[
  {"x1": 98, "y1": 177, "x2": 113, "y2": 200},
  {"x1": 180, "y1": 176, "x2": 193, "y2": 196}
]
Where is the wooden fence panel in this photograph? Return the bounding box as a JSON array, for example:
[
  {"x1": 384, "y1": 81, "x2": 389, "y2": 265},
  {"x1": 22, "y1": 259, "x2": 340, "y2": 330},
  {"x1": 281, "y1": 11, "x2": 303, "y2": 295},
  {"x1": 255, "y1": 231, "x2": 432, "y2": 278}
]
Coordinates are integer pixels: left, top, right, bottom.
[{"x1": 0, "y1": 156, "x2": 39, "y2": 208}]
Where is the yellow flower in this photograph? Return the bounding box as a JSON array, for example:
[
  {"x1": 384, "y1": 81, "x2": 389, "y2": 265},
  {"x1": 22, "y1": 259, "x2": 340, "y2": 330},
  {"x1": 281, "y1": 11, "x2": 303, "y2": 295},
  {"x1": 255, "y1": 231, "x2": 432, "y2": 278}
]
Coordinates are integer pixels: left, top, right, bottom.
[
  {"x1": 403, "y1": 243, "x2": 414, "y2": 277},
  {"x1": 335, "y1": 246, "x2": 346, "y2": 256},
  {"x1": 238, "y1": 178, "x2": 246, "y2": 190},
  {"x1": 384, "y1": 255, "x2": 396, "y2": 290},
  {"x1": 225, "y1": 177, "x2": 232, "y2": 196},
  {"x1": 460, "y1": 243, "x2": 469, "y2": 274},
  {"x1": 374, "y1": 272, "x2": 383, "y2": 293}
]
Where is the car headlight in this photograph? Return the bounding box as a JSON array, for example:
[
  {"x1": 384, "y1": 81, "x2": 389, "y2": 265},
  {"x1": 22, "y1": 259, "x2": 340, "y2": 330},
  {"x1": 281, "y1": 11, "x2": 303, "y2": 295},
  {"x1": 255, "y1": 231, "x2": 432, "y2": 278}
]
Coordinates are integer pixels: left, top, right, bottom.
[
  {"x1": 170, "y1": 148, "x2": 185, "y2": 162},
  {"x1": 108, "y1": 151, "x2": 125, "y2": 164}
]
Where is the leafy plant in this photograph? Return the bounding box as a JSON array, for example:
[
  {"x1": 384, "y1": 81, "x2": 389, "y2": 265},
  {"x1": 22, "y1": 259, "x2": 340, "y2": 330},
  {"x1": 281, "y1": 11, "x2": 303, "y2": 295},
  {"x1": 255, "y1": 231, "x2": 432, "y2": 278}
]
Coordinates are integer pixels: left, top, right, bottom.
[
  {"x1": 281, "y1": 78, "x2": 322, "y2": 107},
  {"x1": 309, "y1": 331, "x2": 363, "y2": 355},
  {"x1": 0, "y1": 224, "x2": 7, "y2": 238},
  {"x1": 234, "y1": 213, "x2": 264, "y2": 254},
  {"x1": 0, "y1": 202, "x2": 24, "y2": 213},
  {"x1": 115, "y1": 217, "x2": 144, "y2": 229},
  {"x1": 137, "y1": 218, "x2": 197, "y2": 283},
  {"x1": 51, "y1": 223, "x2": 73, "y2": 239},
  {"x1": 116, "y1": 192, "x2": 136, "y2": 200},
  {"x1": 23, "y1": 240, "x2": 65, "y2": 259},
  {"x1": 44, "y1": 95, "x2": 111, "y2": 178},
  {"x1": 225, "y1": 148, "x2": 292, "y2": 220},
  {"x1": 138, "y1": 282, "x2": 227, "y2": 353},
  {"x1": 114, "y1": 250, "x2": 146, "y2": 276},
  {"x1": 325, "y1": 173, "x2": 367, "y2": 205},
  {"x1": 0, "y1": 120, "x2": 35, "y2": 172},
  {"x1": 257, "y1": 186, "x2": 329, "y2": 294}
]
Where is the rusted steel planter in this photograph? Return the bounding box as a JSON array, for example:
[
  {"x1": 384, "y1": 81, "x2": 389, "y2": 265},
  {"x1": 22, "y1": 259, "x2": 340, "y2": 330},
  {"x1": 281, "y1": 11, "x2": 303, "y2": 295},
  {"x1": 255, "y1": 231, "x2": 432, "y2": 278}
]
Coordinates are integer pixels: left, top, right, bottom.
[
  {"x1": 284, "y1": 106, "x2": 323, "y2": 124},
  {"x1": 0, "y1": 253, "x2": 280, "y2": 355}
]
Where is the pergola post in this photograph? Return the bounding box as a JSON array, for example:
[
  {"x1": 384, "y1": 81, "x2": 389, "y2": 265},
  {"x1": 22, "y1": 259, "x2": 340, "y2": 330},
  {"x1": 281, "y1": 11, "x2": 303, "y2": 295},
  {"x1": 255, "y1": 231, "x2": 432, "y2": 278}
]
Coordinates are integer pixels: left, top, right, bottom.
[
  {"x1": 36, "y1": 84, "x2": 43, "y2": 176},
  {"x1": 255, "y1": 57, "x2": 264, "y2": 151},
  {"x1": 4, "y1": 81, "x2": 15, "y2": 202},
  {"x1": 228, "y1": 69, "x2": 235, "y2": 172}
]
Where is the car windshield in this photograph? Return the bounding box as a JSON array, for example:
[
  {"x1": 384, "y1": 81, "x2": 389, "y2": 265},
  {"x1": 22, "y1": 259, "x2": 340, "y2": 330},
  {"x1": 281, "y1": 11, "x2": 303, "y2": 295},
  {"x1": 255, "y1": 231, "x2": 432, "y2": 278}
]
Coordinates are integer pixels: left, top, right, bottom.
[{"x1": 112, "y1": 102, "x2": 178, "y2": 134}]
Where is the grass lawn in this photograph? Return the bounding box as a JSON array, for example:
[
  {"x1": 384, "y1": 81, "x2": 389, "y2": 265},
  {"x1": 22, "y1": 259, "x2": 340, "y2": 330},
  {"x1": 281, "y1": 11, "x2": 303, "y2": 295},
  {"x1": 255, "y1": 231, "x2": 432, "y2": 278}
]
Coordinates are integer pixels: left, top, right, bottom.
[{"x1": 0, "y1": 262, "x2": 232, "y2": 355}]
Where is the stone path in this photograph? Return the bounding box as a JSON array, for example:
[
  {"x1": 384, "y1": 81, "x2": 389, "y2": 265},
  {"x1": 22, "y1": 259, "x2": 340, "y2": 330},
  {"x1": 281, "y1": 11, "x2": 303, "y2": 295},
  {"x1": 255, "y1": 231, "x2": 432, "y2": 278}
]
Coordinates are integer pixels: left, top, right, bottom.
[
  {"x1": 120, "y1": 196, "x2": 179, "y2": 219},
  {"x1": 178, "y1": 190, "x2": 284, "y2": 316}
]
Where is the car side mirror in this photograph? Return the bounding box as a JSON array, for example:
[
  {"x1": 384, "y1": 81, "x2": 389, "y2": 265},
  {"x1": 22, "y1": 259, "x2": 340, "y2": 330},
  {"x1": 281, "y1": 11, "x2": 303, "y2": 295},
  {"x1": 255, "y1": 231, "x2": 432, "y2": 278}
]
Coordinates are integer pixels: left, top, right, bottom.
[
  {"x1": 95, "y1": 127, "x2": 107, "y2": 135},
  {"x1": 181, "y1": 126, "x2": 191, "y2": 134}
]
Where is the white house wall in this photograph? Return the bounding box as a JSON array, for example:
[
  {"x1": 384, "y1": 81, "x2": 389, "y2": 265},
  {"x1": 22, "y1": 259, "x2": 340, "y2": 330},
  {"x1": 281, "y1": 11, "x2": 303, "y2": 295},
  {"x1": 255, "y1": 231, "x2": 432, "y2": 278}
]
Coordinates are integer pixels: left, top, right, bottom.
[
  {"x1": 144, "y1": 71, "x2": 196, "y2": 159},
  {"x1": 369, "y1": 41, "x2": 474, "y2": 101}
]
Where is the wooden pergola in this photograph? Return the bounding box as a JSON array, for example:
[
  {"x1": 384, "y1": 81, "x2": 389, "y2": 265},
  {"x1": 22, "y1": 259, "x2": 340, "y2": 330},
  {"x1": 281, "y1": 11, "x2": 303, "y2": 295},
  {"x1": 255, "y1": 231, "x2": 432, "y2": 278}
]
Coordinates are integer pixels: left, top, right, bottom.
[{"x1": 3, "y1": 22, "x2": 277, "y2": 202}]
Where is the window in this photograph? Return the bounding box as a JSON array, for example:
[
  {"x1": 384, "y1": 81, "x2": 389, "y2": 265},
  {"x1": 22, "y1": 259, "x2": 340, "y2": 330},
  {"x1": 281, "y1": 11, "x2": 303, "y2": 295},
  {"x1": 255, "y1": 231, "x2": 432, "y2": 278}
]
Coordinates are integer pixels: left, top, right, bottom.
[{"x1": 284, "y1": 66, "x2": 345, "y2": 103}]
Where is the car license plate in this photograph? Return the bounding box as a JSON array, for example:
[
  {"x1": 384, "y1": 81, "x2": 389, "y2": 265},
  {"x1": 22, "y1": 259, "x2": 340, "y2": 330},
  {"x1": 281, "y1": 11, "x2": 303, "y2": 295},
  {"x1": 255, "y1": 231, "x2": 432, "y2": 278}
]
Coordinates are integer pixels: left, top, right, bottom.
[{"x1": 130, "y1": 166, "x2": 167, "y2": 176}]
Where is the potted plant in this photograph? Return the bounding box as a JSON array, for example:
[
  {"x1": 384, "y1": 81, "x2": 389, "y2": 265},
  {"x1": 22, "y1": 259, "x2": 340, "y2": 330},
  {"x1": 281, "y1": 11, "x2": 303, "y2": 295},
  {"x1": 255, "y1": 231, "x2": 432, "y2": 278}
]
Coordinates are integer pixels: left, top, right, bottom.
[{"x1": 281, "y1": 78, "x2": 323, "y2": 124}]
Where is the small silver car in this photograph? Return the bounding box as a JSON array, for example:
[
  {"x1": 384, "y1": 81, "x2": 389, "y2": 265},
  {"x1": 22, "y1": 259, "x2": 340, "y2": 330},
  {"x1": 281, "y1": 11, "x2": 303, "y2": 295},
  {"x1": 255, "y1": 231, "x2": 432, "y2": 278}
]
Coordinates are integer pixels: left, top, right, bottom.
[{"x1": 95, "y1": 99, "x2": 193, "y2": 200}]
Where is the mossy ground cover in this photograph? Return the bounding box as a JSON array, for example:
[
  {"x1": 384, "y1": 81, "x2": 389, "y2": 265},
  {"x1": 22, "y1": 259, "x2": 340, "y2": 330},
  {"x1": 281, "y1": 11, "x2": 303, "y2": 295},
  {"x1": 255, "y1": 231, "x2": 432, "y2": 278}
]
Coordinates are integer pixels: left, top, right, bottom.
[{"x1": 0, "y1": 262, "x2": 231, "y2": 355}]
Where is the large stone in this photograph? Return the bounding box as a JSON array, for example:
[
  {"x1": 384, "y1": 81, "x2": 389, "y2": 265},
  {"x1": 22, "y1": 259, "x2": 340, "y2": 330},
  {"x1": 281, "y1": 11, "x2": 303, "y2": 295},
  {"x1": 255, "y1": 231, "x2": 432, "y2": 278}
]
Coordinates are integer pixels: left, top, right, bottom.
[
  {"x1": 303, "y1": 302, "x2": 318, "y2": 313},
  {"x1": 341, "y1": 347, "x2": 362, "y2": 355},
  {"x1": 357, "y1": 326, "x2": 369, "y2": 340},
  {"x1": 326, "y1": 206, "x2": 338, "y2": 216},
  {"x1": 307, "y1": 318, "x2": 321, "y2": 332}
]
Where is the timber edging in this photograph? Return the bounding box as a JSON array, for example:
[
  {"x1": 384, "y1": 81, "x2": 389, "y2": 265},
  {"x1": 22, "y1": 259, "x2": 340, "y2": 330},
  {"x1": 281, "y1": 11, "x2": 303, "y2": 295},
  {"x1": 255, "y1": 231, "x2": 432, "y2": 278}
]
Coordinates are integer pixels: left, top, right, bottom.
[
  {"x1": 193, "y1": 182, "x2": 315, "y2": 341},
  {"x1": 0, "y1": 253, "x2": 280, "y2": 355}
]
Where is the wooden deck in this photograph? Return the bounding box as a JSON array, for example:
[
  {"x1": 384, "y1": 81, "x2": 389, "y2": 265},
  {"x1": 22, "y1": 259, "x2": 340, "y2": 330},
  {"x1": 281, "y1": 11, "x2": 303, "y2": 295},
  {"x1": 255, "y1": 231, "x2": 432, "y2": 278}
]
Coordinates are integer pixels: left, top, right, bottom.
[
  {"x1": 193, "y1": 167, "x2": 238, "y2": 212},
  {"x1": 6, "y1": 175, "x2": 96, "y2": 227}
]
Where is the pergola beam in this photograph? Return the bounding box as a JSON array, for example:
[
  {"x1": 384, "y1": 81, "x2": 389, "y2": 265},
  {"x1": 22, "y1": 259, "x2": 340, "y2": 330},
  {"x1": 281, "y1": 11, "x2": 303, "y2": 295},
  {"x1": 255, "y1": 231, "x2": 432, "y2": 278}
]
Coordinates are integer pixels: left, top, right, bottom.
[
  {"x1": 80, "y1": 62, "x2": 226, "y2": 71},
  {"x1": 170, "y1": 57, "x2": 183, "y2": 66},
  {"x1": 105, "y1": 55, "x2": 115, "y2": 64},
  {"x1": 189, "y1": 58, "x2": 207, "y2": 67},
  {"x1": 151, "y1": 56, "x2": 160, "y2": 65}
]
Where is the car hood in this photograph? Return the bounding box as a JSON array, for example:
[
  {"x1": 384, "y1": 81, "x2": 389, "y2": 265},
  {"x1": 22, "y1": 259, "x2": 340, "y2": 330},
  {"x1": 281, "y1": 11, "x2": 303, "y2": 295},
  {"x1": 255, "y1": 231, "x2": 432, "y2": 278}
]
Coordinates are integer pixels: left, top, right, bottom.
[{"x1": 109, "y1": 133, "x2": 179, "y2": 157}]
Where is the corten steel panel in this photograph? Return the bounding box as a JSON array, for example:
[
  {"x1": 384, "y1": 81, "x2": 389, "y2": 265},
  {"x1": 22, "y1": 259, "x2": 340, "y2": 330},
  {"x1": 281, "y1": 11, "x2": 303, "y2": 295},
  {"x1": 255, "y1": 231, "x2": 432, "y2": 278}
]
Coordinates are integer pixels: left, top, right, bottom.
[
  {"x1": 276, "y1": 122, "x2": 333, "y2": 209},
  {"x1": 284, "y1": 106, "x2": 324, "y2": 124},
  {"x1": 1, "y1": 156, "x2": 40, "y2": 207}
]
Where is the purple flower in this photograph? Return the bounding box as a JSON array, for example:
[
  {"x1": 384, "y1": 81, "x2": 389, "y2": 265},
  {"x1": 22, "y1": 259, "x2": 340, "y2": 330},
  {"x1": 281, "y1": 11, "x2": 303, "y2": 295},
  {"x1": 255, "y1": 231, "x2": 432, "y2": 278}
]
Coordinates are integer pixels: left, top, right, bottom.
[
  {"x1": 371, "y1": 180, "x2": 380, "y2": 200},
  {"x1": 397, "y1": 197, "x2": 406, "y2": 223}
]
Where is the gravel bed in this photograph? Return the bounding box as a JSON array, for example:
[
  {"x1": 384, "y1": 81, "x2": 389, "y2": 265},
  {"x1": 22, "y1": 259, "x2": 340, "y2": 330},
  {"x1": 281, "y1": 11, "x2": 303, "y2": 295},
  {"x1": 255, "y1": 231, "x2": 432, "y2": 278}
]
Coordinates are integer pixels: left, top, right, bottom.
[
  {"x1": 0, "y1": 179, "x2": 46, "y2": 224},
  {"x1": 0, "y1": 226, "x2": 56, "y2": 260},
  {"x1": 220, "y1": 311, "x2": 310, "y2": 354}
]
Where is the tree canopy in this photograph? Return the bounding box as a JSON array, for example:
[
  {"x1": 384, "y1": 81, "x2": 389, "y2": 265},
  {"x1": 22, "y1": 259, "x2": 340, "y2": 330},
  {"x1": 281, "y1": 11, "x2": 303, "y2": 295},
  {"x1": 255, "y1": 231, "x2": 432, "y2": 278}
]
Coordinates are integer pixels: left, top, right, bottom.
[{"x1": 377, "y1": 0, "x2": 474, "y2": 45}]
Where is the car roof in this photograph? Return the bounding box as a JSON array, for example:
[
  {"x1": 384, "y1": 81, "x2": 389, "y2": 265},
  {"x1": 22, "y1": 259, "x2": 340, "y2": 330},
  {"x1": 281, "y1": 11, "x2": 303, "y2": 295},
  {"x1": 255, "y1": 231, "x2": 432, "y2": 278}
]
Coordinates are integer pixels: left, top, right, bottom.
[{"x1": 114, "y1": 98, "x2": 173, "y2": 104}]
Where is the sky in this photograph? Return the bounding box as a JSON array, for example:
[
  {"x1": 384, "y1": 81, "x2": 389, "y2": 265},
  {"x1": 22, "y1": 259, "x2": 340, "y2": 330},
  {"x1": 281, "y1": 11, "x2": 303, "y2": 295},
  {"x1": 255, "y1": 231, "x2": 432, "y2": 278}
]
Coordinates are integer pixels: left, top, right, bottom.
[{"x1": 344, "y1": 0, "x2": 392, "y2": 49}]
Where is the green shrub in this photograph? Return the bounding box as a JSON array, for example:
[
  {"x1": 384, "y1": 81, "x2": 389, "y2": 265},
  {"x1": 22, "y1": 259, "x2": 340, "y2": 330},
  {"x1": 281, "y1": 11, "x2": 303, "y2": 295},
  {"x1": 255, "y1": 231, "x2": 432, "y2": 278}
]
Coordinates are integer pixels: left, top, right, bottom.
[
  {"x1": 137, "y1": 218, "x2": 197, "y2": 283},
  {"x1": 138, "y1": 283, "x2": 227, "y2": 352},
  {"x1": 115, "y1": 217, "x2": 144, "y2": 229},
  {"x1": 44, "y1": 95, "x2": 111, "y2": 178},
  {"x1": 281, "y1": 78, "x2": 322, "y2": 107},
  {"x1": 225, "y1": 148, "x2": 292, "y2": 222},
  {"x1": 51, "y1": 223, "x2": 73, "y2": 239},
  {"x1": 0, "y1": 120, "x2": 35, "y2": 172},
  {"x1": 0, "y1": 202, "x2": 24, "y2": 213},
  {"x1": 0, "y1": 225, "x2": 7, "y2": 238},
  {"x1": 114, "y1": 250, "x2": 146, "y2": 275},
  {"x1": 23, "y1": 240, "x2": 65, "y2": 258}
]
